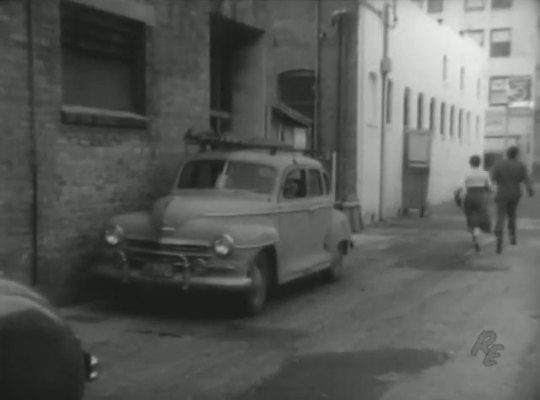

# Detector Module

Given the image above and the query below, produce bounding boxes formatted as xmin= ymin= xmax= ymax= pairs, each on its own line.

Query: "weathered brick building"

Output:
xmin=0 ymin=0 xmax=358 ymax=303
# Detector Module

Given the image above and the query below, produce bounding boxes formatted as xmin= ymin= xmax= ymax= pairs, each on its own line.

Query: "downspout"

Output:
xmin=313 ymin=0 xmax=321 ymax=155
xmin=334 ymin=13 xmax=344 ymax=202
xmin=25 ymin=0 xmax=39 ymax=286
xmin=378 ymin=3 xmax=391 ymax=221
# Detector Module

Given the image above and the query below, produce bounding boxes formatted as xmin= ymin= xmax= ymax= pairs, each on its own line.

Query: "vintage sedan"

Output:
xmin=0 ymin=276 xmax=98 ymax=400
xmin=94 ymin=134 xmax=353 ymax=315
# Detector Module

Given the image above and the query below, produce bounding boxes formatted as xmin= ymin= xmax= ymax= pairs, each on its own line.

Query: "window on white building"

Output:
xmin=458 ymin=109 xmax=463 ymax=140
xmin=440 ymin=102 xmax=446 ymax=136
xmin=460 ymin=67 xmax=465 ymax=90
xmin=61 ymin=1 xmax=147 ymax=114
xmin=490 ymin=28 xmax=511 ymax=57
xmin=489 ymin=76 xmax=509 ymax=105
xmin=476 ymin=115 xmax=481 ymax=141
xmin=386 ymin=79 xmax=393 ymax=125
xmin=465 ymin=0 xmax=485 ymax=11
xmin=492 ymin=0 xmax=512 ymax=9
xmin=476 ymin=78 xmax=481 ymax=99
xmin=417 ymin=93 xmax=424 ymax=129
xmin=449 ymin=106 xmax=455 ymax=138
xmin=466 ymin=112 xmax=471 ymax=143
xmin=429 ymin=98 xmax=436 ymax=132
xmin=368 ymin=72 xmax=378 ymax=125
xmin=403 ymin=88 xmax=410 ymax=129
xmin=460 ymin=29 xmax=485 ymax=46
xmin=442 ymin=55 xmax=448 ymax=81
xmin=427 ymin=0 xmax=444 ymax=13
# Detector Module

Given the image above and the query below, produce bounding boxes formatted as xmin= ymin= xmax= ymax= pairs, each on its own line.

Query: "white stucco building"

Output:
xmin=354 ymin=0 xmax=489 ymax=221
xmin=416 ymin=0 xmax=539 ymax=173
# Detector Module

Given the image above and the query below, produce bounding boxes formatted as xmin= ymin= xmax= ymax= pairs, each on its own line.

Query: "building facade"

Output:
xmin=355 ymin=0 xmax=488 ymax=221
xmin=418 ymin=0 xmax=539 ymax=173
xmin=0 ymin=0 xmax=360 ymax=302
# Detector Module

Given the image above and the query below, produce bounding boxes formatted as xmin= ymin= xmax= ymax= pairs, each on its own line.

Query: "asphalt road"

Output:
xmin=64 ymin=195 xmax=540 ymax=400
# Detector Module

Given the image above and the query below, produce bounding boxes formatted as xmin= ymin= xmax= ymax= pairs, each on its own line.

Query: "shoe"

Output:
xmin=496 ymin=238 xmax=502 ymax=254
xmin=474 ymin=242 xmax=480 ymax=252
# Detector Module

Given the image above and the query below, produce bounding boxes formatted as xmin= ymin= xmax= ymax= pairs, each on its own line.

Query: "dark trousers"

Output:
xmin=494 ymin=197 xmax=520 ymax=238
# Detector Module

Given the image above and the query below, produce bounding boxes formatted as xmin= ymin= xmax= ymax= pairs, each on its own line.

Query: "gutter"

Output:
xmin=25 ymin=0 xmax=39 ymax=286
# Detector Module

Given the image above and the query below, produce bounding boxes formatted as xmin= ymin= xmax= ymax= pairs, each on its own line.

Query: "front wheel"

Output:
xmin=241 ymin=254 xmax=270 ymax=316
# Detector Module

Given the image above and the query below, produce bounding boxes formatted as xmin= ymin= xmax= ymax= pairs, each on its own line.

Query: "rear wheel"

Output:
xmin=322 ymin=242 xmax=346 ymax=282
xmin=241 ymin=253 xmax=271 ymax=316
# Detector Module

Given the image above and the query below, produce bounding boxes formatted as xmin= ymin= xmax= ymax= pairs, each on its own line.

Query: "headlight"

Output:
xmin=212 ymin=234 xmax=234 ymax=256
xmin=104 ymin=225 xmax=123 ymax=246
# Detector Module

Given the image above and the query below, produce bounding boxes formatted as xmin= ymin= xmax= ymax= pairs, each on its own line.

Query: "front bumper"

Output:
xmin=94 ymin=248 xmax=253 ymax=292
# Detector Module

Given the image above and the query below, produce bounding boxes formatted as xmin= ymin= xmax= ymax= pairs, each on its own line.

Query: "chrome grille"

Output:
xmin=125 ymin=239 xmax=211 ymax=255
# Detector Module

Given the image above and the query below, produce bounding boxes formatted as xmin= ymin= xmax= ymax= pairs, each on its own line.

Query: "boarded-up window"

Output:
xmin=61 ymin=1 xmax=146 ymax=114
xmin=490 ymin=28 xmax=511 ymax=57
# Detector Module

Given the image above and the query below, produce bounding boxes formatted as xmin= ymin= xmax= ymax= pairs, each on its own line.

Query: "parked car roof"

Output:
xmin=187 ymin=149 xmax=322 ymax=169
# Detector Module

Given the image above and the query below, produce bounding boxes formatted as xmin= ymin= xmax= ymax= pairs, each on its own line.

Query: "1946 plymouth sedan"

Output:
xmin=94 ymin=132 xmax=353 ymax=315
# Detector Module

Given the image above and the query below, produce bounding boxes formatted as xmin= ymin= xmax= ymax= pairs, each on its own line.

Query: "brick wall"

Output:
xmin=0 ymin=0 xmax=358 ymax=304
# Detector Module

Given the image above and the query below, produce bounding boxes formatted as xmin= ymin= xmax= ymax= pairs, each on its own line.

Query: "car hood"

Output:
xmin=152 ymin=193 xmax=273 ymax=230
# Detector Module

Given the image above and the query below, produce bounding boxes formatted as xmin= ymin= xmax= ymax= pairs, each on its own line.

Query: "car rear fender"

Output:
xmin=325 ymin=209 xmax=353 ymax=254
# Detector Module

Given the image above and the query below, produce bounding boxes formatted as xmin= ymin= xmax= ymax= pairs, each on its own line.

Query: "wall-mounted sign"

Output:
xmin=507 ymin=75 xmax=533 ymax=108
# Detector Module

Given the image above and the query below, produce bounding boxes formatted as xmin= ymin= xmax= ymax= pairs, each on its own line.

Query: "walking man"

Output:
xmin=490 ymin=146 xmax=534 ymax=254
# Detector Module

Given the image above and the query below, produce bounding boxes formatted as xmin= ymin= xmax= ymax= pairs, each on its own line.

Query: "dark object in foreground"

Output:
xmin=0 ymin=277 xmax=98 ymax=400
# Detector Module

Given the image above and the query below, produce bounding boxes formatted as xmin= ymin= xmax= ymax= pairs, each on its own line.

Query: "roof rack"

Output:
xmin=183 ymin=128 xmax=318 ymax=157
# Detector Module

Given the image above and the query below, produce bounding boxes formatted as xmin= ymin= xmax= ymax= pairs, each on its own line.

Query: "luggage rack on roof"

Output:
xmin=183 ymin=128 xmax=318 ymax=157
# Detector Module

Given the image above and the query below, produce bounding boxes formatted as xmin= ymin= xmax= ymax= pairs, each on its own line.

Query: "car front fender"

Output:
xmin=325 ymin=208 xmax=353 ymax=253
xmin=178 ymin=217 xmax=280 ymax=249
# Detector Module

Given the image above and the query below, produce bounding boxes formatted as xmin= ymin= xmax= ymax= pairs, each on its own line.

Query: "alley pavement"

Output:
xmin=65 ymin=192 xmax=540 ymax=400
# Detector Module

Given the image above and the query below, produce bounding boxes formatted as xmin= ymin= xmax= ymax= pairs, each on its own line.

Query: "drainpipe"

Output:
xmin=25 ymin=0 xmax=39 ymax=286
xmin=378 ymin=3 xmax=391 ymax=221
xmin=313 ymin=0 xmax=321 ymax=156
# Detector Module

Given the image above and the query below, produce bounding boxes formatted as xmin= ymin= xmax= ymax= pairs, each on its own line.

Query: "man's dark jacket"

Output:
xmin=490 ymin=159 xmax=534 ymax=200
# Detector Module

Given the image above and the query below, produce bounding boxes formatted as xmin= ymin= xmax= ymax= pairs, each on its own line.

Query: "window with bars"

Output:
xmin=460 ymin=29 xmax=485 ymax=46
xmin=427 ymin=0 xmax=444 ymax=13
xmin=490 ymin=28 xmax=511 ymax=57
xmin=465 ymin=0 xmax=485 ymax=11
xmin=492 ymin=0 xmax=512 ymax=9
xmin=60 ymin=1 xmax=146 ymax=114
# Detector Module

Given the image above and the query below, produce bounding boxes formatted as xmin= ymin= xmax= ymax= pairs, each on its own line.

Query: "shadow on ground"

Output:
xmin=232 ymin=348 xmax=451 ymax=400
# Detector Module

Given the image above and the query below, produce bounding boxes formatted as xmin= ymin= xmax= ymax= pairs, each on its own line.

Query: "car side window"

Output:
xmin=307 ymin=169 xmax=324 ymax=197
xmin=282 ymin=169 xmax=307 ymax=199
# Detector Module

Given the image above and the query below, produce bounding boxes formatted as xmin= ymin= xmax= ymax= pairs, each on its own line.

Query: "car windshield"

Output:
xmin=177 ymin=160 xmax=277 ymax=194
